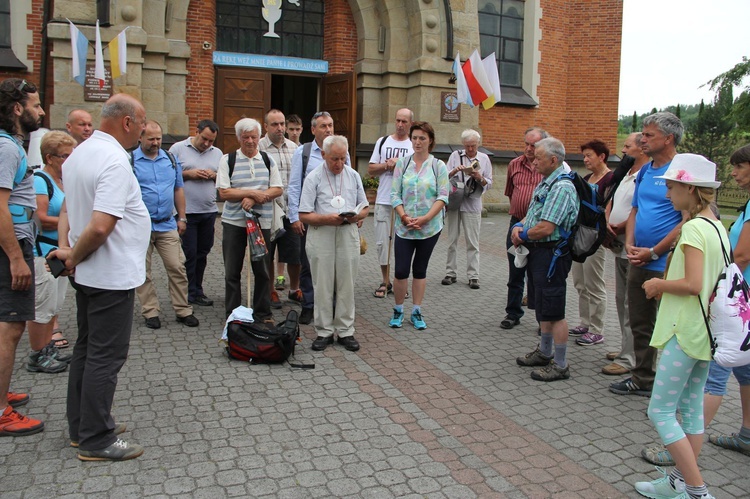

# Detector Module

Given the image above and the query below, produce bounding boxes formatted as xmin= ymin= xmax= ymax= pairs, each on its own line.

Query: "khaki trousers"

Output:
xmin=137 ymin=230 xmax=192 ymax=319
xmin=306 ymin=224 xmax=359 ymax=338
xmin=571 ymin=245 xmax=607 ymax=334
xmin=444 ymin=210 xmax=481 ymax=280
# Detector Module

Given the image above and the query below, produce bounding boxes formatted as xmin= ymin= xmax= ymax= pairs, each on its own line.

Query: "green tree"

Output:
xmin=681 ymin=88 xmax=735 ymax=182
xmin=631 ymin=110 xmax=638 ymax=132
xmin=675 ymin=104 xmax=681 ymax=119
xmin=707 ymin=56 xmax=750 ymax=131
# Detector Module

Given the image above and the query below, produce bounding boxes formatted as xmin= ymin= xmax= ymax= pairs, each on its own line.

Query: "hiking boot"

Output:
xmin=516 ymin=347 xmax=552 ymax=367
xmin=469 ymin=279 xmax=480 ymax=289
xmin=288 ymin=289 xmax=303 ymax=304
xmin=47 ymin=341 xmax=72 ymax=363
xmin=299 ymin=307 xmax=313 ymax=325
xmin=337 ymin=336 xmax=360 ymax=352
xmin=176 ymin=314 xmax=199 ymax=327
xmin=411 ymin=311 xmax=427 ymax=330
xmin=441 ymin=275 xmax=457 ymax=285
xmin=275 ymin=276 xmax=286 ymax=290
xmin=568 ymin=325 xmax=589 ymax=336
xmin=708 ymin=432 xmax=750 ymax=456
xmin=7 ymin=392 xmax=29 ymax=408
xmin=530 ymin=360 xmax=570 ymax=381
xmin=500 ymin=315 xmax=520 ymax=329
xmin=576 ymin=332 xmax=604 ymax=346
xmin=270 ymin=290 xmax=282 ymax=309
xmin=27 ymin=345 xmax=68 ymax=373
xmin=634 ymin=467 xmax=685 ymax=498
xmin=609 ymin=377 xmax=652 ymax=397
xmin=0 ymin=405 xmax=44 ymax=436
xmin=71 ymin=422 xmax=127 ymax=448
xmin=77 ymin=438 xmax=144 ymax=461
xmin=389 ymin=308 xmax=404 ymax=328
xmin=145 ymin=317 xmax=161 ymax=329
xmin=311 ymin=336 xmax=333 ymax=351
xmin=641 ymin=445 xmax=675 ymax=466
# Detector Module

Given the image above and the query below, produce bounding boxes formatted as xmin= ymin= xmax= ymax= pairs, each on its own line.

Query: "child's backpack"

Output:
xmin=697 ymin=217 xmax=750 ymax=368
xmin=549 ymin=172 xmax=609 ymax=263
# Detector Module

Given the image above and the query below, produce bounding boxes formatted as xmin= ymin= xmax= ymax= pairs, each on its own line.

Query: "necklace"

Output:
xmin=324 ymin=167 xmax=345 ymax=210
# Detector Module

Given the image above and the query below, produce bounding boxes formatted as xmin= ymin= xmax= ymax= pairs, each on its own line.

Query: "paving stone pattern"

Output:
xmin=1 ymin=214 xmax=747 ymax=498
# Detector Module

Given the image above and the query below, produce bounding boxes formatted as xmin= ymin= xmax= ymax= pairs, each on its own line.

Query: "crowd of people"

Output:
xmin=1 ymin=78 xmax=748 ymax=498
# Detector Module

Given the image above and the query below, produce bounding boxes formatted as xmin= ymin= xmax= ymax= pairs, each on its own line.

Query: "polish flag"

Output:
xmin=462 ymin=50 xmax=491 ymax=107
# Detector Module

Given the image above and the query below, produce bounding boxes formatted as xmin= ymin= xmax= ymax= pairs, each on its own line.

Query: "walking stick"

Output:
xmin=247 ymin=247 xmax=252 ymax=309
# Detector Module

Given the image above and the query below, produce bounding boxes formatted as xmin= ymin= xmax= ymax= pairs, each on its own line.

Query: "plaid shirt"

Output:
xmin=506 ymin=154 xmax=543 ymax=219
xmin=259 ymin=135 xmax=297 ymax=188
xmin=523 ymin=165 xmax=578 ymax=242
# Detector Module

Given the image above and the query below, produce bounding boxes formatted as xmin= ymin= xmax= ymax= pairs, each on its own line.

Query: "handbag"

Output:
xmin=697 ymin=217 xmax=750 ymax=367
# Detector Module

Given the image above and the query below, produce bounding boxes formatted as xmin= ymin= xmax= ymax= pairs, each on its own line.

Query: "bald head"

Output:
xmin=66 ymin=109 xmax=93 ymax=143
xmin=394 ymin=108 xmax=413 ymax=140
xmin=99 ymin=94 xmax=147 ymax=150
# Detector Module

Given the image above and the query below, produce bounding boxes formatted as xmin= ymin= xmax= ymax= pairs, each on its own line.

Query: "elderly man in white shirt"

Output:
xmin=299 ymin=135 xmax=369 ymax=352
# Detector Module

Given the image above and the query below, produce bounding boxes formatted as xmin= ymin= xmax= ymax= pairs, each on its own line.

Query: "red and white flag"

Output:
xmin=94 ymin=20 xmax=105 ymax=89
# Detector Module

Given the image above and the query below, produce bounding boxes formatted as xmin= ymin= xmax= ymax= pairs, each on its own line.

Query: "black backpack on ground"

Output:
xmin=226 ymin=310 xmax=313 ymax=368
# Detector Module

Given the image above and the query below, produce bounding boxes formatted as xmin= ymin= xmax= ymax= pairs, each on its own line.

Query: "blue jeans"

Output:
xmin=704 ymin=361 xmax=750 ymax=395
xmin=181 ymin=212 xmax=216 ymax=301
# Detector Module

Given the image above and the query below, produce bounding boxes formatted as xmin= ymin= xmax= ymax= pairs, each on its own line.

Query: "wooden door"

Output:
xmin=321 ymin=72 xmax=357 ymax=158
xmin=214 ymin=68 xmax=272 ymax=153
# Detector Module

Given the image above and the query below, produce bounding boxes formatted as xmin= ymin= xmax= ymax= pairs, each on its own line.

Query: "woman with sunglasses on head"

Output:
xmin=634 ymin=153 xmax=726 ymax=499
xmin=25 ymin=131 xmax=77 ymax=373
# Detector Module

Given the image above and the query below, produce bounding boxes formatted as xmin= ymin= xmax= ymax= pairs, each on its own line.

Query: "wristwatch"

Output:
xmin=649 ymin=247 xmax=659 ymax=261
xmin=178 ymin=218 xmax=188 ymax=223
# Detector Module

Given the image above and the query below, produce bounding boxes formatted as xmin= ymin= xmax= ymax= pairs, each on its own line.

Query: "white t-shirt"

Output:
xmin=609 ymin=170 xmax=638 ymax=258
xmin=369 ymin=135 xmax=413 ymax=205
xmin=63 ymin=131 xmax=151 ymax=290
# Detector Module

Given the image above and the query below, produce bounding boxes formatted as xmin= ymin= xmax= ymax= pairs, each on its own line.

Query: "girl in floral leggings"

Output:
xmin=635 ymin=154 xmax=727 ymax=499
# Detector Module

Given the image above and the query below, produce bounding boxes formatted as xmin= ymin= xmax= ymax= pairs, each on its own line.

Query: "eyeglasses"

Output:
xmin=312 ymin=112 xmax=331 ymax=119
xmin=17 ymin=80 xmax=28 ymax=92
xmin=51 ymin=153 xmax=70 ymax=160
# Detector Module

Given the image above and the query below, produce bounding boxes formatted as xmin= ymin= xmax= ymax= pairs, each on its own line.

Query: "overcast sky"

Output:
xmin=618 ymin=0 xmax=750 ymax=116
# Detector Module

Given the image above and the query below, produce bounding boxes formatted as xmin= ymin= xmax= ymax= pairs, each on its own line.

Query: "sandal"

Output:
xmin=373 ymin=283 xmax=387 ymax=298
xmin=640 ymin=445 xmax=675 ymax=466
xmin=51 ymin=330 xmax=69 ymax=349
xmin=386 ymin=283 xmax=393 ymax=295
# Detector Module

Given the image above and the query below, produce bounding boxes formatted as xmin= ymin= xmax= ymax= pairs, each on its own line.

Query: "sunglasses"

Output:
xmin=51 ymin=153 xmax=70 ymax=160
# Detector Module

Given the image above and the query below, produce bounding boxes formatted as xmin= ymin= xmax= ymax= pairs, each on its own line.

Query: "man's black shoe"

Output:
xmin=500 ymin=315 xmax=520 ymax=330
xmin=189 ymin=296 xmax=213 ymax=307
xmin=311 ymin=336 xmax=333 ymax=351
xmin=299 ymin=307 xmax=314 ymax=325
xmin=337 ymin=336 xmax=360 ymax=352
xmin=176 ymin=314 xmax=199 ymax=327
xmin=145 ymin=317 xmax=161 ymax=329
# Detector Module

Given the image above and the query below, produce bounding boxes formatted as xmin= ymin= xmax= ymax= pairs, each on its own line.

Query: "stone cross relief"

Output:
xmin=262 ymin=0 xmax=301 ymax=38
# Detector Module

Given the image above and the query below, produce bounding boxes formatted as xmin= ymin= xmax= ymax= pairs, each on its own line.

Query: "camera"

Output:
xmin=202 ymin=41 xmax=212 ymax=50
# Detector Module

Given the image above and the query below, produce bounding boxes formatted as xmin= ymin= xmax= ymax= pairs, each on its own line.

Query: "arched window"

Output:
xmin=216 ymin=0 xmax=324 ymax=60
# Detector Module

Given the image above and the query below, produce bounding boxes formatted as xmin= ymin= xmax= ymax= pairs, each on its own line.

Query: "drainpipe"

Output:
xmin=39 ymin=0 xmax=51 ymax=112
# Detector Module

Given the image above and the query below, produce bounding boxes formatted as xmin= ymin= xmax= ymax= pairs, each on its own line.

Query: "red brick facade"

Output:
xmin=479 ymin=0 xmax=623 ymax=152
xmin=0 ymin=2 xmax=44 ymax=88
xmin=185 ymin=1 xmax=218 ymax=127
xmin=323 ymin=0 xmax=358 ymax=76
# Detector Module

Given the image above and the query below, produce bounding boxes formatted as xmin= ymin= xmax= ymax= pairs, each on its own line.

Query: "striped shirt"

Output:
xmin=259 ymin=135 xmax=297 ymax=188
xmin=215 ymin=150 xmax=283 ymax=229
xmin=523 ymin=165 xmax=579 ymax=242
xmin=505 ymin=155 xmax=543 ymax=219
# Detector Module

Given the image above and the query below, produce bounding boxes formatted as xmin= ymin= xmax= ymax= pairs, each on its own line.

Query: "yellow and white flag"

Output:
xmin=109 ymin=28 xmax=128 ymax=79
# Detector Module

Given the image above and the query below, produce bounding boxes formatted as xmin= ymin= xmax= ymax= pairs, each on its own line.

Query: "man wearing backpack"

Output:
xmin=132 ymin=121 xmax=198 ymax=330
xmin=512 ymin=137 xmax=579 ymax=382
xmin=368 ymin=108 xmax=413 ymax=298
xmin=287 ymin=112 xmax=350 ymax=324
xmin=217 ymin=118 xmax=283 ymax=322
xmin=609 ymin=112 xmax=688 ymax=397
xmin=0 ymin=77 xmax=46 ymax=436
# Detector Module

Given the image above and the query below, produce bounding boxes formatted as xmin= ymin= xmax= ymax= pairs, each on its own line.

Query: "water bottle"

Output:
xmin=244 ymin=210 xmax=268 ymax=261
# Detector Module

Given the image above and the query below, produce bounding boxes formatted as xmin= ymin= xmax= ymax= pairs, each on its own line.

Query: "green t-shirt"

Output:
xmin=650 ymin=217 xmax=729 ymax=360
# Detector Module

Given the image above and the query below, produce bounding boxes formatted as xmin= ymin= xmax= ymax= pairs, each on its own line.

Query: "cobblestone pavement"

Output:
xmin=1 ymin=213 xmax=748 ymax=498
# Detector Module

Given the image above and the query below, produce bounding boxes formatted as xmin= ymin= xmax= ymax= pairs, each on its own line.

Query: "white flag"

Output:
xmin=94 ymin=20 xmax=105 ymax=89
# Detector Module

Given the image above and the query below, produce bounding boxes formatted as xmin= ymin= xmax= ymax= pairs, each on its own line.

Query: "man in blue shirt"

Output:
xmin=610 ymin=112 xmax=687 ymax=397
xmin=132 ymin=121 xmax=198 ymax=329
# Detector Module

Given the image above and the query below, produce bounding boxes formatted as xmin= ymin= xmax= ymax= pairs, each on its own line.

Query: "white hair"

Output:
xmin=234 ymin=118 xmax=261 ymax=139
xmin=461 ymin=129 xmax=481 ymax=145
xmin=322 ymin=135 xmax=349 ymax=154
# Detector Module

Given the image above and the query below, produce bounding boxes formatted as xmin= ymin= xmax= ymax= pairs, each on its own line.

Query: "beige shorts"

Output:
xmin=33 ymin=256 xmax=69 ymax=323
